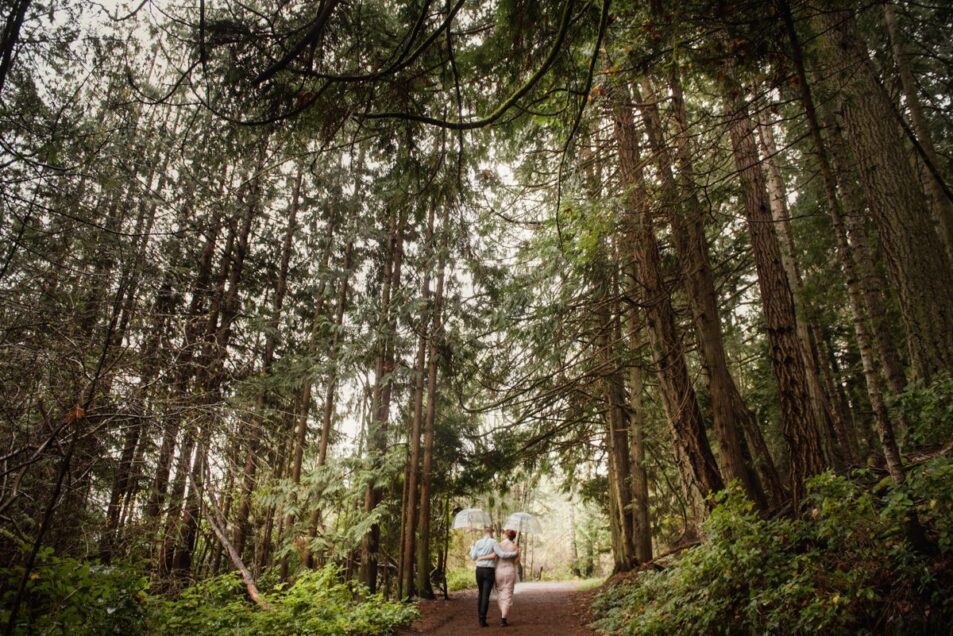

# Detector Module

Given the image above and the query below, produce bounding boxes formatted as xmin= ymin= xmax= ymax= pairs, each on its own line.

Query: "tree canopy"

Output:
xmin=2 ymin=0 xmax=953 ymax=633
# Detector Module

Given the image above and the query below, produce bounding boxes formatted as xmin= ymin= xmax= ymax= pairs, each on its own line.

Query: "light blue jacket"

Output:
xmin=470 ymin=534 xmax=517 ymax=568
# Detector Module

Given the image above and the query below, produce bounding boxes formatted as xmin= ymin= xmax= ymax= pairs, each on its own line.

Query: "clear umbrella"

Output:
xmin=503 ymin=511 xmax=542 ymax=534
xmin=452 ymin=507 xmax=492 ymax=531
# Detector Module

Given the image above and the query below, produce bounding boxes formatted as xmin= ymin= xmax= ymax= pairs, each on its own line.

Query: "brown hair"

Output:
xmin=505 ymin=529 xmax=517 ymax=541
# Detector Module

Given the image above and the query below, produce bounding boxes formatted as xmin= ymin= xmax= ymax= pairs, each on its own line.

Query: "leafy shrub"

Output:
xmin=0 ymin=548 xmax=149 ymax=635
xmin=1 ymin=552 xmax=415 ymax=636
xmin=889 ymin=373 xmax=953 ymax=449
xmin=150 ymin=565 xmax=418 ymax=635
xmin=592 ymin=458 xmax=953 ymax=635
xmin=446 ymin=567 xmax=475 ymax=592
xmin=900 ymin=457 xmax=953 ymax=553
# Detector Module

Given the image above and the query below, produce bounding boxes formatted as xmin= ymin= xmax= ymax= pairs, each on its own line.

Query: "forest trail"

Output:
xmin=400 ymin=581 xmax=598 ymax=635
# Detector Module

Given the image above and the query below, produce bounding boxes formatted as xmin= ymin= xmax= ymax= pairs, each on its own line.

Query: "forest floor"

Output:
xmin=399 ymin=581 xmax=599 ymax=635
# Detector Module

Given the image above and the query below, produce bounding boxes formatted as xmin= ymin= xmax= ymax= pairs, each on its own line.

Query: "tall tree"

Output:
xmin=819 ymin=5 xmax=953 ymax=382
xmin=610 ymin=86 xmax=725 ymax=502
xmin=634 ymin=74 xmax=772 ymax=508
xmin=777 ymin=0 xmax=905 ymax=481
xmin=719 ymin=50 xmax=826 ymax=506
xmin=882 ymin=1 xmax=953 ymax=260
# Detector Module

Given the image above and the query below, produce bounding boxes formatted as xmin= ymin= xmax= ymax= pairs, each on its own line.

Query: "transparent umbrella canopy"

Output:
xmin=452 ymin=507 xmax=492 ymax=531
xmin=503 ymin=511 xmax=542 ymax=534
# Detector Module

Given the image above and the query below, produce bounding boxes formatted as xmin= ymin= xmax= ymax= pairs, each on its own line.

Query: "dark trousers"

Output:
xmin=475 ymin=566 xmax=495 ymax=623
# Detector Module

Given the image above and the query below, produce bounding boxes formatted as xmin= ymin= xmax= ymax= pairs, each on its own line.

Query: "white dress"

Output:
xmin=494 ymin=539 xmax=518 ymax=618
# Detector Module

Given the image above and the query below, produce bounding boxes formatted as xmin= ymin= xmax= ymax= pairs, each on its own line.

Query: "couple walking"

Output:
xmin=470 ymin=527 xmax=520 ymax=627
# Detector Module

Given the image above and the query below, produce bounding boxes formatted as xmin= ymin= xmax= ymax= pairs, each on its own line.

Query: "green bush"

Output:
xmin=889 ymin=373 xmax=953 ymax=449
xmin=446 ymin=567 xmax=475 ymax=592
xmin=150 ymin=565 xmax=418 ymax=635
xmin=0 ymin=548 xmax=149 ymax=636
xmin=592 ymin=458 xmax=953 ymax=635
xmin=1 ymin=553 xmax=416 ymax=635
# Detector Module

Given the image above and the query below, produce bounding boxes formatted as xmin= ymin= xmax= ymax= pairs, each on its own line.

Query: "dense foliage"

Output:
xmin=890 ymin=374 xmax=953 ymax=451
xmin=0 ymin=558 xmax=416 ymax=636
xmin=0 ymin=549 xmax=149 ymax=636
xmin=152 ymin=567 xmax=418 ymax=635
xmin=592 ymin=455 xmax=953 ymax=635
xmin=3 ymin=0 xmax=953 ymax=631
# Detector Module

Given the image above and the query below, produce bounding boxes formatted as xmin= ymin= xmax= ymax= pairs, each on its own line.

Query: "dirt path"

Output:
xmin=399 ymin=581 xmax=599 ymax=635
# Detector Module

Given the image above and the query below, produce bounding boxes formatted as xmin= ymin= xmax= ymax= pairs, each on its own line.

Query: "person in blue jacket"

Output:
xmin=470 ymin=527 xmax=519 ymax=627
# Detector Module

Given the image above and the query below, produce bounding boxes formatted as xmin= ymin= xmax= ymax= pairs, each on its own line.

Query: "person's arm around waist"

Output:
xmin=493 ymin=544 xmax=518 ymax=559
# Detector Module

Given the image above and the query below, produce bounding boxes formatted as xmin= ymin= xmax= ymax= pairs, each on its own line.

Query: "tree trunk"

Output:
xmin=758 ymin=118 xmax=858 ymax=468
xmin=361 ymin=207 xmax=405 ymax=593
xmin=198 ymin=469 xmax=273 ymax=610
xmin=415 ymin=223 xmax=446 ymax=599
xmin=819 ymin=7 xmax=953 ymax=382
xmin=569 ymin=488 xmax=581 ymax=577
xmin=720 ymin=53 xmax=826 ymax=508
xmin=823 ymin=108 xmax=910 ymax=401
xmin=883 ymin=2 xmax=953 ymax=260
xmin=145 ymin=177 xmax=228 ymax=526
xmin=258 ymin=428 xmax=291 ymax=572
xmin=100 ymin=166 xmax=176 ymax=555
xmin=610 ymin=89 xmax=725 ymax=502
xmin=778 ymin=0 xmax=905 ymax=482
xmin=636 ymin=75 xmax=772 ymax=508
xmin=281 ymin=202 xmax=338 ymax=576
xmin=399 ymin=206 xmax=435 ymax=598
xmin=165 ymin=142 xmax=263 ymax=578
xmin=828 ymin=118 xmax=908 ymax=475
xmin=0 ymin=0 xmax=31 ymax=97
xmin=234 ymin=170 xmax=300 ymax=559
xmin=316 ymin=242 xmax=354 ymax=466
xmin=597 ymin=277 xmax=636 ymax=571
xmin=623 ymin=284 xmax=653 ymax=563
xmin=300 ymin=239 xmax=355 ymax=569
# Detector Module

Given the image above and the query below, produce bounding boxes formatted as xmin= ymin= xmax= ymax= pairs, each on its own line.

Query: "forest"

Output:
xmin=1 ymin=0 xmax=952 ymax=633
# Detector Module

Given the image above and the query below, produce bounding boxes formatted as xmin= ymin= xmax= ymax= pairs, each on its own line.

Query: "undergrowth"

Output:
xmin=151 ymin=565 xmax=417 ymax=635
xmin=1 ymin=559 xmax=417 ymax=635
xmin=0 ymin=547 xmax=149 ymax=635
xmin=446 ymin=567 xmax=476 ymax=592
xmin=591 ymin=455 xmax=953 ymax=635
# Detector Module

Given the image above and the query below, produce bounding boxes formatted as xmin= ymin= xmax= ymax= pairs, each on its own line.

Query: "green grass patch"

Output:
xmin=575 ymin=577 xmax=607 ymax=592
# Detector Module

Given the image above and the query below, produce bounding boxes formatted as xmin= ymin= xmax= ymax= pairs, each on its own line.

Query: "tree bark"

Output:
xmin=0 ymin=0 xmax=31 ymax=98
xmin=823 ymin=108 xmax=910 ymax=401
xmin=883 ymin=2 xmax=953 ymax=260
xmin=610 ymin=88 xmax=725 ymax=502
xmin=778 ymin=0 xmax=905 ymax=482
xmin=819 ymin=6 xmax=953 ymax=382
xmin=758 ymin=118 xmax=858 ymax=468
xmin=623 ymin=282 xmax=653 ymax=562
xmin=637 ymin=75 xmax=772 ymax=508
xmin=829 ymin=122 xmax=908 ymax=471
xmin=720 ymin=53 xmax=826 ymax=508
xmin=596 ymin=275 xmax=636 ymax=571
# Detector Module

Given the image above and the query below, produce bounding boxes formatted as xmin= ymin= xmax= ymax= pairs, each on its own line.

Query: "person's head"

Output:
xmin=484 ymin=526 xmax=493 ymax=535
xmin=504 ymin=529 xmax=517 ymax=541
